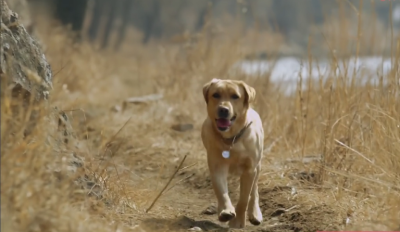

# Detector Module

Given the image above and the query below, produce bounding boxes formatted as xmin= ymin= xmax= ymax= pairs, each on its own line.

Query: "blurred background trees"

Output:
xmin=7 ymin=0 xmax=400 ymax=56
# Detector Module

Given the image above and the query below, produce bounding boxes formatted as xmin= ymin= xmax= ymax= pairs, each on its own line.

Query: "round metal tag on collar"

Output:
xmin=222 ymin=150 xmax=230 ymax=159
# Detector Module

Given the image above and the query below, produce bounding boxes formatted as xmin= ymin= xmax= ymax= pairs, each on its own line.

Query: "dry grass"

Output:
xmin=1 ymin=6 xmax=400 ymax=232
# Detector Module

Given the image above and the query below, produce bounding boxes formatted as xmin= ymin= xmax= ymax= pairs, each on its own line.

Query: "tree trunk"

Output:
xmin=114 ymin=0 xmax=134 ymax=51
xmin=55 ymin=0 xmax=88 ymax=32
xmin=100 ymin=0 xmax=120 ymax=49
xmin=1 ymin=0 xmax=53 ymax=101
xmin=142 ymin=0 xmax=161 ymax=44
xmin=88 ymin=0 xmax=107 ymax=42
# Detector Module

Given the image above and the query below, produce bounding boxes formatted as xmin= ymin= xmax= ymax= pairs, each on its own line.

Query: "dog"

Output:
xmin=201 ymin=78 xmax=264 ymax=228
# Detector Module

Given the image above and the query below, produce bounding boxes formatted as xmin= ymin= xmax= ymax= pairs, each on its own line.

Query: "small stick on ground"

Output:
xmin=105 ymin=116 xmax=132 ymax=148
xmin=146 ymin=155 xmax=187 ymax=213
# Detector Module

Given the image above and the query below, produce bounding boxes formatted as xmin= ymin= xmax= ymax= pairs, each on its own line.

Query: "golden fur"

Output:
xmin=201 ymin=78 xmax=264 ymax=228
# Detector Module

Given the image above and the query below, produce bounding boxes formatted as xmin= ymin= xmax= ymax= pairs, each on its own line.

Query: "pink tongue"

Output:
xmin=216 ymin=119 xmax=231 ymax=128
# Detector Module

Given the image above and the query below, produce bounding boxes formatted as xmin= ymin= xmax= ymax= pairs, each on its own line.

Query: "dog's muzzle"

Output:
xmin=216 ymin=106 xmax=236 ymax=131
xmin=217 ymin=106 xmax=229 ymax=119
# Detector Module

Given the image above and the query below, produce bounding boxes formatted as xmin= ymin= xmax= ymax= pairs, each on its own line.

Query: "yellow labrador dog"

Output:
xmin=201 ymin=78 xmax=264 ymax=228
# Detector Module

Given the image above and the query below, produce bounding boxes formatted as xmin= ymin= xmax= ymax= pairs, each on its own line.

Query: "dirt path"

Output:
xmin=91 ymin=107 xmax=344 ymax=232
xmin=127 ymin=148 xmax=341 ymax=232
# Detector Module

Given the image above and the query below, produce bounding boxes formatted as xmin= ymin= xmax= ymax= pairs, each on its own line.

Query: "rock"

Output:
xmin=111 ymin=104 xmax=122 ymax=112
xmin=201 ymin=205 xmax=217 ymax=215
xmin=188 ymin=226 xmax=202 ymax=231
xmin=1 ymin=0 xmax=52 ymax=101
xmin=1 ymin=1 xmax=88 ymax=206
xmin=5 ymin=0 xmax=32 ymax=32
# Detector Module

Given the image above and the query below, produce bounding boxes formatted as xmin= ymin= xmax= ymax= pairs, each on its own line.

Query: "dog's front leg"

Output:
xmin=229 ymin=167 xmax=257 ymax=228
xmin=248 ymin=164 xmax=263 ymax=225
xmin=208 ymin=158 xmax=236 ymax=222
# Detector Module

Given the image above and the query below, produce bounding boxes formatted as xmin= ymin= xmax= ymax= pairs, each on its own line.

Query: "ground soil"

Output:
xmin=78 ymin=102 xmax=344 ymax=232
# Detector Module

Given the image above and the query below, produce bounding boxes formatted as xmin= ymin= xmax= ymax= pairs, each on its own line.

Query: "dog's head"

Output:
xmin=202 ymin=78 xmax=256 ymax=132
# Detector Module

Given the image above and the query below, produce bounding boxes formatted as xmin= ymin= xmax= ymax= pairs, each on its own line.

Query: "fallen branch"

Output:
xmin=164 ymin=162 xmax=198 ymax=194
xmin=125 ymin=93 xmax=163 ymax=104
xmin=146 ymin=154 xmax=187 ymax=213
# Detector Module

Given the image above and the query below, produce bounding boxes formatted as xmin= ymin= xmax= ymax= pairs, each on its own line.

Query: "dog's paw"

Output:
xmin=249 ymin=216 xmax=262 ymax=226
xmin=218 ymin=209 xmax=236 ymax=222
xmin=248 ymin=206 xmax=263 ymax=226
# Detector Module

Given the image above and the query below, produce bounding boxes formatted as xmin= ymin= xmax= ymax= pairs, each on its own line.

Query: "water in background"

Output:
xmin=237 ymin=57 xmax=394 ymax=95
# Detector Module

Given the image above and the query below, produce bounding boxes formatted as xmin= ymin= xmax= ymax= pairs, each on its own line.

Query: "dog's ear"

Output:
xmin=203 ymin=78 xmax=220 ymax=104
xmin=239 ymin=81 xmax=256 ymax=107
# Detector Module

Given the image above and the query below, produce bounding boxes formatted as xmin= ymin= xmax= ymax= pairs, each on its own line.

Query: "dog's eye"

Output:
xmin=231 ymin=94 xmax=239 ymax=99
xmin=212 ymin=93 xmax=221 ymax=98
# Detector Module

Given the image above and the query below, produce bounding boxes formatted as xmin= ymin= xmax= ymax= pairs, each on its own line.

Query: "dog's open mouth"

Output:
xmin=216 ymin=116 xmax=236 ymax=131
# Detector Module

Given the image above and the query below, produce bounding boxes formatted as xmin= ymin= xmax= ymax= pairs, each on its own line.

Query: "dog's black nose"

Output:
xmin=218 ymin=106 xmax=229 ymax=118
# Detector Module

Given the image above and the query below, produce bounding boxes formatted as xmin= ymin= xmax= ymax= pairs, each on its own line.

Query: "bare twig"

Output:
xmin=178 ymin=162 xmax=198 ymax=172
xmin=105 ymin=116 xmax=132 ymax=148
xmin=164 ymin=173 xmax=195 ymax=194
xmin=96 ymin=116 xmax=132 ymax=176
xmin=146 ymin=155 xmax=187 ymax=213
xmin=264 ymin=136 xmax=282 ymax=154
xmin=164 ymin=162 xmax=198 ymax=194
xmin=334 ymin=139 xmax=387 ymax=175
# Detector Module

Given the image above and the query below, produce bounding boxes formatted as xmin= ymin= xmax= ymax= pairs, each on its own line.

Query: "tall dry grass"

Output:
xmin=1 ymin=3 xmax=400 ymax=232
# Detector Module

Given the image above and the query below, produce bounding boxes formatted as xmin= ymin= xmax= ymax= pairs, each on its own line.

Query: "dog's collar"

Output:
xmin=221 ymin=121 xmax=253 ymax=146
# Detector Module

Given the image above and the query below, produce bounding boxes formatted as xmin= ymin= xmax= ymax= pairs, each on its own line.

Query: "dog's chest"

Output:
xmin=224 ymin=145 xmax=256 ymax=172
xmin=228 ymin=137 xmax=256 ymax=155
xmin=226 ymin=152 xmax=253 ymax=174
xmin=225 ymin=139 xmax=257 ymax=174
